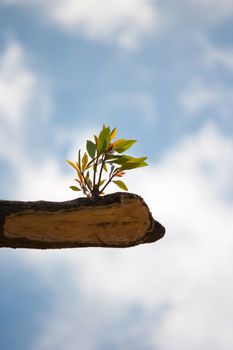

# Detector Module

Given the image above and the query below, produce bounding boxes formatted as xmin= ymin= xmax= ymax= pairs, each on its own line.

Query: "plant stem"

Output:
xmin=99 ymin=169 xmax=117 ymax=194
xmin=92 ymin=156 xmax=99 ymax=196
xmin=81 ymin=171 xmax=92 ymax=194
xmin=97 ymin=153 xmax=107 ymax=189
xmin=86 ymin=156 xmax=97 ymax=169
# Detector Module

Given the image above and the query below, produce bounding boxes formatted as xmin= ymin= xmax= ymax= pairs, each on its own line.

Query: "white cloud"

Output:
xmin=0 ymin=41 xmax=97 ymax=201
xmin=179 ymin=37 xmax=233 ymax=119
xmin=1 ymin=42 xmax=232 ymax=348
xmin=0 ymin=40 xmax=52 ymax=165
xmin=180 ymin=78 xmax=233 ymax=119
xmin=179 ymin=79 xmax=217 ymax=116
xmin=14 ymin=126 xmax=98 ymax=201
xmin=2 ymin=0 xmax=233 ymax=49
xmin=202 ymin=43 xmax=233 ymax=72
xmin=193 ymin=36 xmax=233 ymax=72
xmin=109 ymin=91 xmax=157 ymax=125
xmin=163 ymin=0 xmax=233 ymax=28
xmin=188 ymin=0 xmax=233 ymax=23
xmin=2 ymin=0 xmax=160 ymax=49
xmin=0 ymin=42 xmax=35 ymax=127
xmin=16 ymin=123 xmax=233 ymax=350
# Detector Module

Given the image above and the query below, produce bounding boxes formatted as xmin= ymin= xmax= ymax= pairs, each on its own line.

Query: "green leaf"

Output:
xmin=112 ymin=139 xmax=137 ymax=153
xmin=67 ymin=126 xmax=148 ymax=198
xmin=136 ymin=160 xmax=148 ymax=168
xmin=80 ymin=184 xmax=88 ymax=196
xmin=103 ymin=126 xmax=111 ymax=146
xmin=77 ymin=171 xmax=83 ymax=183
xmin=97 ymin=126 xmax=111 ymax=154
xmin=78 ymin=149 xmax=81 ymax=168
xmin=82 ymin=152 xmax=88 ymax=171
xmin=110 ymin=165 xmax=115 ymax=176
xmin=75 ymin=161 xmax=80 ymax=170
xmin=109 ymin=155 xmax=131 ymax=165
xmin=113 ymin=180 xmax=128 ymax=191
xmin=84 ymin=171 xmax=92 ymax=189
xmin=86 ymin=140 xmax=96 ymax=159
xmin=70 ymin=186 xmax=81 ymax=191
xmin=120 ymin=157 xmax=148 ymax=171
xmin=111 ymin=138 xmax=124 ymax=149
xmin=94 ymin=135 xmax=98 ymax=145
xmin=107 ymin=155 xmax=147 ymax=167
xmin=105 ymin=154 xmax=119 ymax=161
xmin=87 ymin=177 xmax=92 ymax=188
xmin=110 ymin=127 xmax=117 ymax=140
xmin=66 ymin=160 xmax=79 ymax=171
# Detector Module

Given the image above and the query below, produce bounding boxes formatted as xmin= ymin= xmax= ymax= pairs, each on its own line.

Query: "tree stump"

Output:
xmin=0 ymin=192 xmax=165 ymax=249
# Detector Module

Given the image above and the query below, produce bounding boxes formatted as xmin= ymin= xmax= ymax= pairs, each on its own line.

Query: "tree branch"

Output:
xmin=0 ymin=192 xmax=165 ymax=249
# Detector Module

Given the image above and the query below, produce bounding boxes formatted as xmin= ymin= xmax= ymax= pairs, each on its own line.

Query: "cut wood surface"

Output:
xmin=0 ymin=192 xmax=165 ymax=249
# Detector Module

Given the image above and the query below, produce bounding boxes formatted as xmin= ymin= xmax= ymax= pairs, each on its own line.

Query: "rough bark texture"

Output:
xmin=0 ymin=192 xmax=165 ymax=249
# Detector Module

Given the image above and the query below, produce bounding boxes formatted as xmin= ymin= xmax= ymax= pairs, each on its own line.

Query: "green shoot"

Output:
xmin=66 ymin=125 xmax=148 ymax=197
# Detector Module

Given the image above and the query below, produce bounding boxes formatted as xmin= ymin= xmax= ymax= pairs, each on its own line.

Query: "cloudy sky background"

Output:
xmin=0 ymin=0 xmax=233 ymax=349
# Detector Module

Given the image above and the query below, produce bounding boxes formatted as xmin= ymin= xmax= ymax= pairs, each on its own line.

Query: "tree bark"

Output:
xmin=0 ymin=192 xmax=165 ymax=249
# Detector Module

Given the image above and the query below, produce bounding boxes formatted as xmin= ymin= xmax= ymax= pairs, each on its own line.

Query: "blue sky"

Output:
xmin=0 ymin=1 xmax=233 ymax=349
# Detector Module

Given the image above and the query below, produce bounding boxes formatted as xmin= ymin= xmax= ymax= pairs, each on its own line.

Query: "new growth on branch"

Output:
xmin=66 ymin=125 xmax=148 ymax=197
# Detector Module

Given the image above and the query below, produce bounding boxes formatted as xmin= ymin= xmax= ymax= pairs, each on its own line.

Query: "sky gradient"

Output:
xmin=0 ymin=1 xmax=233 ymax=349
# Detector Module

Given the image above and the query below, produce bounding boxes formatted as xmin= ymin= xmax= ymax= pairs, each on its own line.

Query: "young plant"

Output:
xmin=66 ymin=125 xmax=148 ymax=197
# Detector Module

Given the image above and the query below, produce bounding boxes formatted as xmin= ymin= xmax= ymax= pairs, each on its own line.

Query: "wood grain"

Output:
xmin=0 ymin=192 xmax=165 ymax=249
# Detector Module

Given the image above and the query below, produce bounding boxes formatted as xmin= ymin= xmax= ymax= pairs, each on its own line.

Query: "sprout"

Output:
xmin=66 ymin=125 xmax=148 ymax=197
